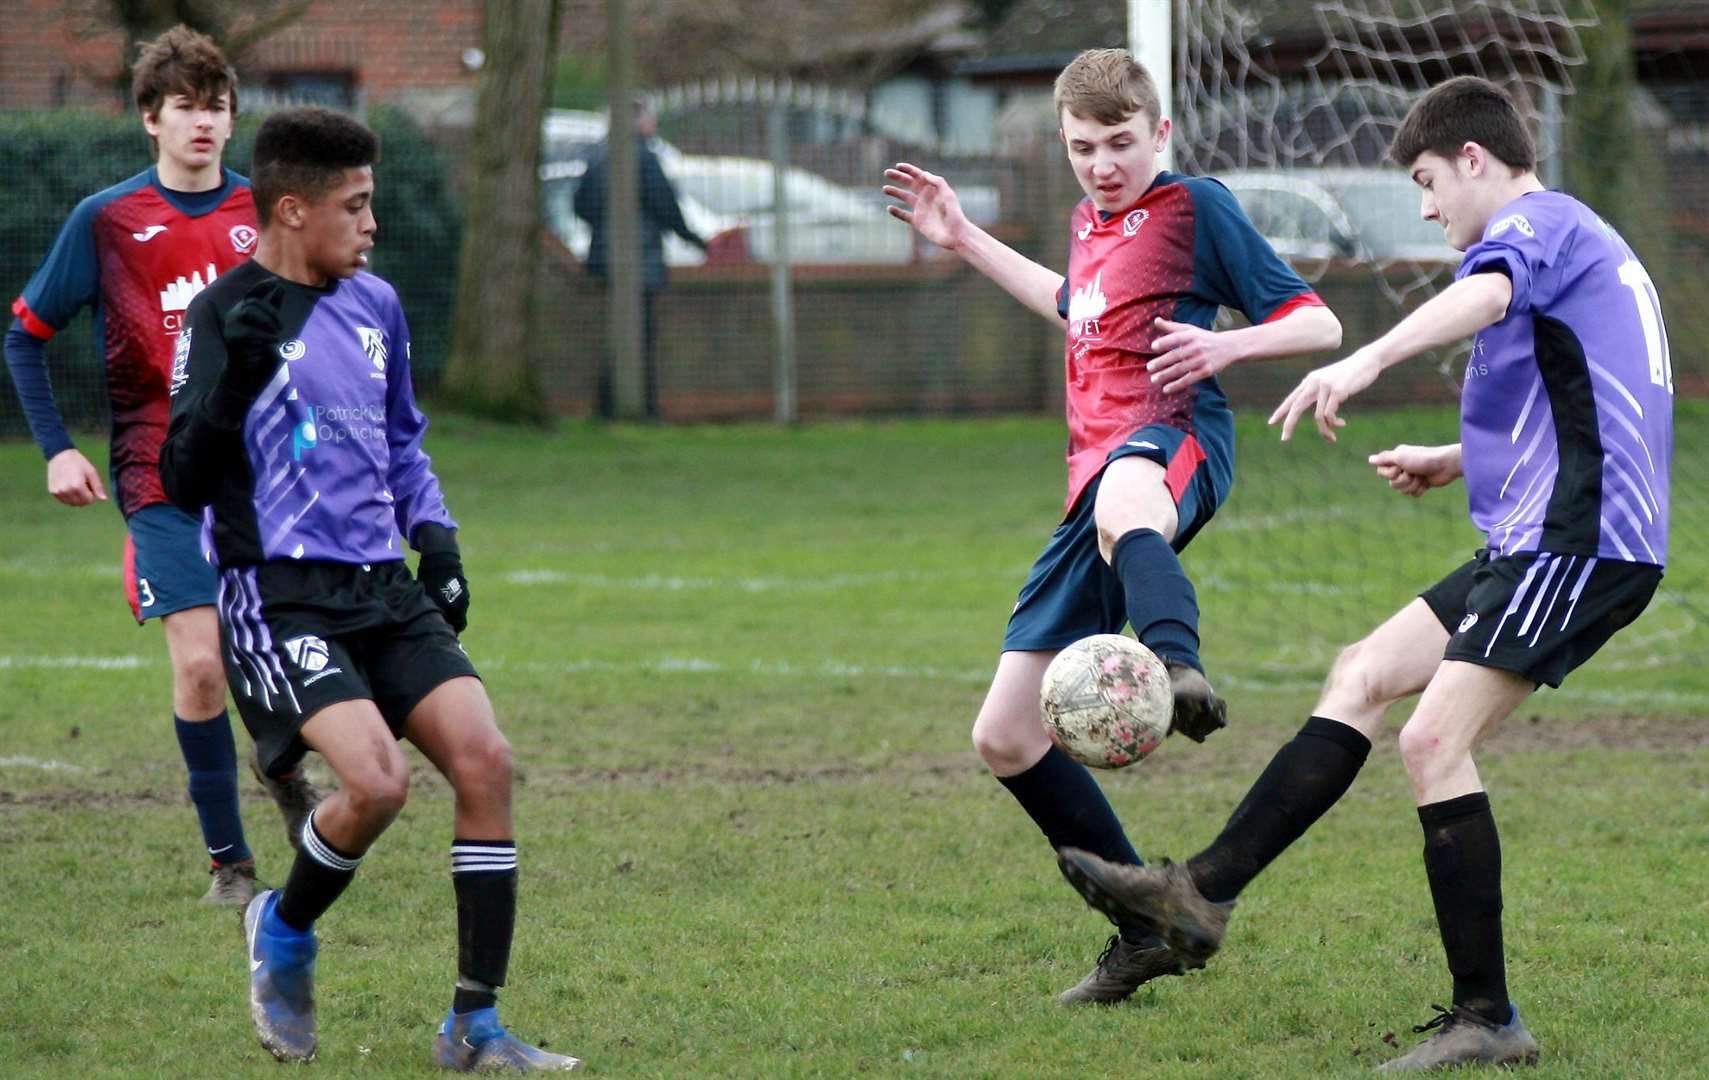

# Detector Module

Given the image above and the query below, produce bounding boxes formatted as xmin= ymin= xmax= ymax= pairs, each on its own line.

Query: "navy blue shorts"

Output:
xmin=1003 ymin=423 xmax=1231 ymax=653
xmin=124 ymin=502 xmax=219 ymax=624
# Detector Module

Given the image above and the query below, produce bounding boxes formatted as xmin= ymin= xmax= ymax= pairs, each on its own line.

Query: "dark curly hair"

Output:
xmin=251 ymin=107 xmax=381 ymax=225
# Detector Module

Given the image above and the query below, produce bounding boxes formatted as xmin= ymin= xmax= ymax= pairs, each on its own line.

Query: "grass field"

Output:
xmin=2 ymin=408 xmax=1705 ymax=1077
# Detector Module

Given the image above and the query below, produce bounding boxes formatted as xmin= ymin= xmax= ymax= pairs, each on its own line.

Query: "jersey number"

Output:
xmin=137 ymin=578 xmax=156 ymax=608
xmin=1617 ymin=258 xmax=1673 ymax=394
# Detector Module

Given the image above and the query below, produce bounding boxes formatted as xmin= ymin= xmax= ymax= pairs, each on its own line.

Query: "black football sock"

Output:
xmin=452 ymin=839 xmax=518 ymax=1014
xmin=1186 ymin=716 xmax=1371 ymax=903
xmin=1111 ymin=528 xmax=1202 ymax=670
xmin=276 ymin=809 xmax=364 ymax=931
xmin=998 ymin=746 xmax=1154 ymax=942
xmin=1419 ymin=792 xmax=1510 ymax=1025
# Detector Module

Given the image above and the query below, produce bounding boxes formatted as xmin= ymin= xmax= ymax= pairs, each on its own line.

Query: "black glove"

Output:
xmin=415 ymin=524 xmax=470 ymax=633
xmin=1164 ymin=660 xmax=1228 ymax=743
xmin=219 ymin=278 xmax=287 ymax=399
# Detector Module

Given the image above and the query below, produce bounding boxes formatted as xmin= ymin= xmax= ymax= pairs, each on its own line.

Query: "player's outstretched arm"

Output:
xmin=1270 ymin=272 xmax=1513 ymax=442
xmin=1370 ymin=442 xmax=1462 ymax=497
xmin=1148 ymin=305 xmax=1342 ymax=395
xmin=883 ymin=162 xmax=1064 ymax=323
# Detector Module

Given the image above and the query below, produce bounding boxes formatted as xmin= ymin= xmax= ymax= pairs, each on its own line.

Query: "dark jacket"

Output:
xmin=573 ymin=136 xmax=704 ymax=290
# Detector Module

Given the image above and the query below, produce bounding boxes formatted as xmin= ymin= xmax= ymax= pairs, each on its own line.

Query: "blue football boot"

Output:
xmin=243 ymin=889 xmax=319 ymax=1061
xmin=432 ymin=1006 xmax=581 ymax=1072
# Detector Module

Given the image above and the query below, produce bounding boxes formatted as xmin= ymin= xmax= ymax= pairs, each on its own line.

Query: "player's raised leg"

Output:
xmin=1059 ymin=597 xmax=1447 ymax=962
xmin=245 ymin=699 xmax=406 ymax=1062
xmin=402 ymin=676 xmax=580 ymax=1072
xmin=1093 ymin=446 xmax=1226 ymax=743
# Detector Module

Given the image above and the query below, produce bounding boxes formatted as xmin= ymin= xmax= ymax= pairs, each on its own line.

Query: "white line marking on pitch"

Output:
xmin=0 ymin=655 xmax=153 ymax=670
xmin=0 ymin=755 xmax=87 ymax=773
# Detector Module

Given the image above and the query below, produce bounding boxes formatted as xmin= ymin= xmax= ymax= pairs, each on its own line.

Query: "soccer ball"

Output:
xmin=1040 ymin=634 xmax=1172 ymax=769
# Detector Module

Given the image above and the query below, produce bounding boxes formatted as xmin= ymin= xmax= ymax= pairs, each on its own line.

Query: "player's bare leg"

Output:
xmin=243 ymin=700 xmax=405 ymax=1062
xmin=1381 ymin=660 xmax=1539 ymax=1071
xmin=162 ymin=606 xmax=261 ymax=904
xmin=971 ymin=650 xmax=1056 ymax=777
xmin=1059 ymin=599 xmax=1448 ymax=960
xmin=1091 ymin=457 xmax=1225 ymax=742
xmin=405 ymin=678 xmax=579 ymax=1072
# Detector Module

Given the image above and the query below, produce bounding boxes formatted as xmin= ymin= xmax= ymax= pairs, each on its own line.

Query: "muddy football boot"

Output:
xmin=1056 ymin=933 xmax=1185 ymax=1005
xmin=432 ymin=1006 xmax=581 ymax=1072
xmin=251 ymin=751 xmax=323 ymax=852
xmin=1056 ymin=851 xmax=1232 ymax=967
xmin=244 ymin=889 xmax=318 ymax=1062
xmin=1164 ymin=660 xmax=1227 ymax=743
xmin=1377 ymin=1004 xmax=1539 ymax=1072
xmin=202 ymin=858 xmax=263 ymax=907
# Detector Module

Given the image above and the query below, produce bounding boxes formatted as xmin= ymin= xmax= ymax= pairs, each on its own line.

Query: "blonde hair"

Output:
xmin=1053 ymin=48 xmax=1160 ymax=127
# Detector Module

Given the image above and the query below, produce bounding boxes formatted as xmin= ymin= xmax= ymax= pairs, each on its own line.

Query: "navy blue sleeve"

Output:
xmin=639 ymin=145 xmax=701 ymax=246
xmin=1188 ymin=177 xmax=1314 ymax=324
xmin=3 ymin=319 xmax=75 ymax=459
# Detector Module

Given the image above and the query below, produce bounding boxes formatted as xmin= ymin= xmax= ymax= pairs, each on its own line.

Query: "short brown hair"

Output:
xmin=1054 ymin=48 xmax=1161 ymax=127
xmin=252 ymin=107 xmax=380 ymax=226
xmin=131 ymin=24 xmax=238 ymax=117
xmin=1389 ymin=76 xmax=1536 ymax=171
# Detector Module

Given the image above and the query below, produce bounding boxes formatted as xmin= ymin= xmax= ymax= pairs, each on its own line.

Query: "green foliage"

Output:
xmin=552 ymin=52 xmax=609 ymax=112
xmin=1 ymin=414 xmax=1705 ymax=1074
xmin=0 ymin=105 xmax=460 ymax=437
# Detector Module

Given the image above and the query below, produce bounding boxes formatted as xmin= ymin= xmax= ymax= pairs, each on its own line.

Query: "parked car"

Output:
xmin=540 ymin=109 xmax=914 ymax=266
xmin=1220 ymin=167 xmax=1461 ymax=266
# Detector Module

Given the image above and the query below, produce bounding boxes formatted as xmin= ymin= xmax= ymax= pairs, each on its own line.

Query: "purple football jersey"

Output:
xmin=1456 ymin=191 xmax=1672 ymax=565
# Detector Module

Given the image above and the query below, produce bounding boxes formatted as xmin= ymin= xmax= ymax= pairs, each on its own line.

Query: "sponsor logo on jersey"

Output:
xmin=1489 ymin=214 xmax=1534 ymax=239
xmin=170 ymin=328 xmax=192 ymax=397
xmin=132 ymin=224 xmax=168 ymax=242
xmin=283 ymin=634 xmax=332 ymax=672
xmin=1067 ymin=269 xmax=1107 ymax=325
xmin=291 ymin=417 xmax=318 ymax=461
xmin=1457 ymin=612 xmax=1479 ymax=634
xmin=1122 ymin=208 xmax=1150 ymax=236
xmin=279 ymin=339 xmax=307 ymax=361
xmin=357 ymin=326 xmax=387 ymax=375
xmin=159 ymin=263 xmax=217 ymax=313
xmin=1077 ymin=220 xmax=1094 ymax=240
xmin=230 ymin=224 xmax=258 ymax=253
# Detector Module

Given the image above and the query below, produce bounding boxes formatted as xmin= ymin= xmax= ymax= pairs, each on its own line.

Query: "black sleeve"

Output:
xmin=572 ymin=152 xmax=606 ymax=225
xmin=638 ymin=147 xmax=701 ymax=245
xmin=160 ymin=290 xmax=249 ymax=512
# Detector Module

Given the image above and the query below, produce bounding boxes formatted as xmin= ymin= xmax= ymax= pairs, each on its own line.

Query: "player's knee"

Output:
xmin=344 ymin=759 xmax=410 ymax=825
xmin=456 ymin=729 xmax=513 ymax=792
xmin=1395 ymin=719 xmax=1449 ymax=778
xmin=971 ymin=711 xmax=1034 ymax=773
xmin=1325 ymin=638 xmax=1391 ymax=710
xmin=173 ymin=649 xmax=227 ymax=712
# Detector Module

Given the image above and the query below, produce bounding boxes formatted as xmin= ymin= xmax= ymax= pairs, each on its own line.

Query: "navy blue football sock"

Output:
xmin=174 ymin=712 xmax=252 ymax=866
xmin=998 ymin=746 xmax=1152 ymax=940
xmin=1111 ymin=528 xmax=1202 ymax=670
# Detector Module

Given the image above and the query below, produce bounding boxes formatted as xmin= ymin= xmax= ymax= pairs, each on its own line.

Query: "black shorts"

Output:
xmin=217 ymin=560 xmax=479 ymax=776
xmin=1420 ymin=550 xmax=1661 ymax=688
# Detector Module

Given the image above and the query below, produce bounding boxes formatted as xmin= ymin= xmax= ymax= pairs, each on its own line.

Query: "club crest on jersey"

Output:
xmin=1123 ymin=208 xmax=1150 ymax=236
xmin=230 ymin=224 xmax=258 ymax=253
xmin=357 ymin=326 xmax=387 ymax=373
xmin=1489 ymin=214 xmax=1534 ymax=239
xmin=283 ymin=634 xmax=331 ymax=672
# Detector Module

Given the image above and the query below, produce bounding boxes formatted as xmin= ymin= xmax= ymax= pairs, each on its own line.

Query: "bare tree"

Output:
xmin=442 ymin=0 xmax=562 ymax=423
xmin=75 ymin=0 xmax=309 ymax=97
